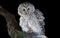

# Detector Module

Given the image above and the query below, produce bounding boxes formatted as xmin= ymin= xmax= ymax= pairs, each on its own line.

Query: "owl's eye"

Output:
xmin=28 ymin=8 xmax=30 ymax=10
xmin=23 ymin=9 xmax=25 ymax=11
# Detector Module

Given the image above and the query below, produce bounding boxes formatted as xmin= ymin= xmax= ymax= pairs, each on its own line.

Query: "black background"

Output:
xmin=0 ymin=0 xmax=51 ymax=38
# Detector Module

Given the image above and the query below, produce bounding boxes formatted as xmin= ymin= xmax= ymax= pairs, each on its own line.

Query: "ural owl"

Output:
xmin=18 ymin=2 xmax=46 ymax=37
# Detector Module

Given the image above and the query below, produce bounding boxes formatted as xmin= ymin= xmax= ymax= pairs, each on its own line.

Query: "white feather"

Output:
xmin=18 ymin=2 xmax=45 ymax=36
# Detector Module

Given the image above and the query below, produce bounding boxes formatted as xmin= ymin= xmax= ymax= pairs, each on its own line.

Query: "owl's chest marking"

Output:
xmin=20 ymin=13 xmax=42 ymax=33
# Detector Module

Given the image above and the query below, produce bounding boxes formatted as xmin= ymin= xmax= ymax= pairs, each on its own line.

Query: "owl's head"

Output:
xmin=18 ymin=2 xmax=35 ymax=16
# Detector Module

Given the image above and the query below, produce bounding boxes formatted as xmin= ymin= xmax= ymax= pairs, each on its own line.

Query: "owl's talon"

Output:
xmin=28 ymin=27 xmax=33 ymax=33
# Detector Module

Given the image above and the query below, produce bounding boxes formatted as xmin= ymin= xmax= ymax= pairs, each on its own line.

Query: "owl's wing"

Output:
xmin=34 ymin=9 xmax=45 ymax=25
xmin=34 ymin=9 xmax=45 ymax=21
xmin=34 ymin=9 xmax=45 ymax=34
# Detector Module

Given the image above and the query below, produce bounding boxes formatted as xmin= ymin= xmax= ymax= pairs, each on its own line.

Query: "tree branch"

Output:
xmin=0 ymin=6 xmax=21 ymax=38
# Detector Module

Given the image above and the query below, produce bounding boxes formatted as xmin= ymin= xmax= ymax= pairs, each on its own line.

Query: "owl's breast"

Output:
xmin=27 ymin=14 xmax=39 ymax=26
xmin=27 ymin=17 xmax=42 ymax=33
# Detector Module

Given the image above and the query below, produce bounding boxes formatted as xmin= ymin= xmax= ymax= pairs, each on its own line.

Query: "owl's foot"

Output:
xmin=28 ymin=27 xmax=33 ymax=33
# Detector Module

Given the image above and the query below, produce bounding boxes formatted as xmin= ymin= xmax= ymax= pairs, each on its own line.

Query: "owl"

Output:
xmin=18 ymin=2 xmax=45 ymax=36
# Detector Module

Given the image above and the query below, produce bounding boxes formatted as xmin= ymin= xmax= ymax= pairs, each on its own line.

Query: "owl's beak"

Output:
xmin=25 ymin=11 xmax=29 ymax=14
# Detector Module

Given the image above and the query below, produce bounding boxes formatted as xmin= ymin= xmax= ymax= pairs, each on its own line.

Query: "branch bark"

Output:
xmin=0 ymin=6 xmax=20 ymax=38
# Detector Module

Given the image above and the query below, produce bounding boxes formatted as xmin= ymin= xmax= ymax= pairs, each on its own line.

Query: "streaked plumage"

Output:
xmin=18 ymin=2 xmax=45 ymax=36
